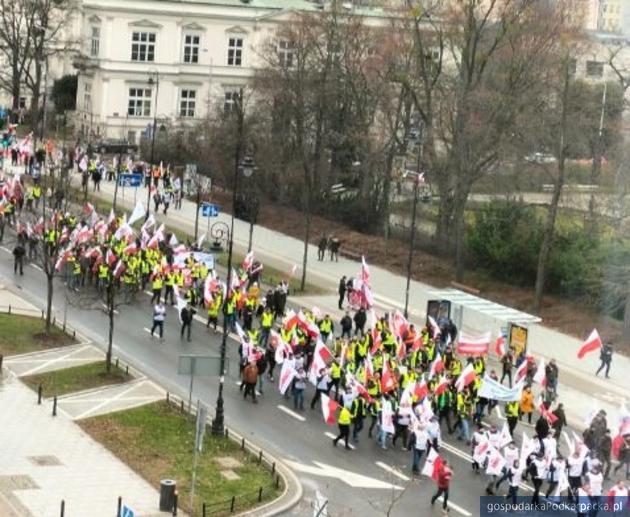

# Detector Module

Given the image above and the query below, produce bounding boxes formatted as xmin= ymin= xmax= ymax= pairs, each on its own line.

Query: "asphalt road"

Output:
xmin=0 ymin=241 xmax=601 ymax=517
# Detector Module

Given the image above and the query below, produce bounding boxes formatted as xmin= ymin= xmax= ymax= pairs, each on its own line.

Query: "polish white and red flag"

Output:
xmin=428 ymin=315 xmax=441 ymax=338
xmin=421 ymin=447 xmax=444 ymax=482
xmin=391 ymin=310 xmax=409 ymax=340
xmin=414 ymin=379 xmax=429 ymax=400
xmin=514 ymin=359 xmax=529 ymax=384
xmin=536 ymin=397 xmax=558 ymax=424
xmin=309 ymin=338 xmax=333 ymax=384
xmin=456 ymin=331 xmax=491 ymax=356
xmin=495 ymin=335 xmax=507 ymax=357
xmin=147 ymin=224 xmax=165 ymax=249
xmin=434 ymin=375 xmax=450 ymax=396
xmin=242 ymin=251 xmax=254 ymax=271
xmin=83 ymin=202 xmax=95 ymax=216
xmin=533 ymin=358 xmax=547 ymax=386
xmin=141 ymin=213 xmax=156 ymax=233
xmin=361 ymin=255 xmax=371 ymax=285
xmin=297 ymin=311 xmax=320 ymax=338
xmin=455 ymin=363 xmax=476 ymax=392
xmin=113 ymin=259 xmax=126 ymax=279
xmin=321 ymin=393 xmax=339 ymax=425
xmin=577 ymin=329 xmax=602 ymax=359
xmin=54 ymin=248 xmax=73 ymax=271
xmin=284 ymin=309 xmax=299 ymax=332
xmin=106 ymin=250 xmax=117 ymax=266
xmin=381 ymin=359 xmax=396 ymax=393
xmin=124 ymin=241 xmax=139 ymax=255
xmin=370 ymin=327 xmax=382 ymax=354
xmin=278 ymin=361 xmax=297 ymax=395
xmin=429 ymin=352 xmax=444 ymax=379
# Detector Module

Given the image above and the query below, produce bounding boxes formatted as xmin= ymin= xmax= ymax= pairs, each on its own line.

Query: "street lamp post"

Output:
xmin=146 ymin=72 xmax=160 ymax=220
xmin=211 ymin=154 xmax=256 ymax=436
xmin=403 ymin=125 xmax=424 ymax=319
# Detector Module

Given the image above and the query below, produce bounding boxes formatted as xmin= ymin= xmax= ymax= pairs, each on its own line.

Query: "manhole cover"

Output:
xmin=27 ymin=455 xmax=63 ymax=467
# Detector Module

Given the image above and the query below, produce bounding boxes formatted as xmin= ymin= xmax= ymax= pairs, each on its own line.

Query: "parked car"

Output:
xmin=95 ymin=139 xmax=138 ymax=155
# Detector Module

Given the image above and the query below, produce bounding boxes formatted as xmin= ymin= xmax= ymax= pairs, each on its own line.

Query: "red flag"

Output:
xmin=495 ymin=335 xmax=506 ymax=357
xmin=113 ymin=260 xmax=126 ymax=279
xmin=381 ymin=360 xmax=396 ymax=393
xmin=538 ymin=399 xmax=558 ymax=424
xmin=321 ymin=393 xmax=339 ymax=425
xmin=577 ymin=329 xmax=602 ymax=359
xmin=370 ymin=328 xmax=382 ymax=354
xmin=434 ymin=376 xmax=449 ymax=395
xmin=421 ymin=448 xmax=444 ymax=482
xmin=514 ymin=359 xmax=528 ymax=384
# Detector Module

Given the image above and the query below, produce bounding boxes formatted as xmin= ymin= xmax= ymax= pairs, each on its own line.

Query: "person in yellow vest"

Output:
xmin=319 ymin=314 xmax=334 ymax=342
xmin=329 ymin=360 xmax=342 ymax=401
xmin=164 ymin=270 xmax=176 ymax=305
xmin=151 ymin=273 xmax=163 ymax=303
xmin=260 ymin=306 xmax=274 ymax=346
xmin=506 ymin=400 xmax=520 ymax=436
xmin=206 ymin=295 xmax=220 ymax=332
xmin=333 ymin=405 xmax=353 ymax=450
xmin=32 ymin=184 xmax=42 ymax=209
xmin=97 ymin=263 xmax=109 ymax=292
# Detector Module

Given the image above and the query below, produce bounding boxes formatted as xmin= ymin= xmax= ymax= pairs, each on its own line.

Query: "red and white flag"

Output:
xmin=514 ymin=359 xmax=528 ymax=384
xmin=429 ymin=352 xmax=444 ymax=380
xmin=124 ymin=242 xmax=138 ymax=255
xmin=533 ymin=358 xmax=546 ymax=386
xmin=141 ymin=213 xmax=156 ymax=233
xmin=278 ymin=361 xmax=297 ymax=395
xmin=242 ymin=251 xmax=254 ymax=271
xmin=381 ymin=359 xmax=396 ymax=393
xmin=106 ymin=249 xmax=117 ymax=266
xmin=428 ymin=315 xmax=441 ymax=338
xmin=577 ymin=329 xmax=602 ymax=359
xmin=414 ymin=379 xmax=429 ymax=400
xmin=457 ymin=331 xmax=491 ymax=356
xmin=421 ymin=448 xmax=443 ymax=481
xmin=495 ymin=335 xmax=506 ymax=357
xmin=113 ymin=259 xmax=126 ymax=279
xmin=83 ymin=202 xmax=95 ymax=216
xmin=360 ymin=255 xmax=370 ymax=286
xmin=455 ymin=363 xmax=476 ymax=392
xmin=391 ymin=310 xmax=409 ymax=340
xmin=434 ymin=375 xmax=449 ymax=395
xmin=321 ymin=393 xmax=339 ymax=425
xmin=537 ymin=397 xmax=558 ymax=424
xmin=284 ymin=309 xmax=299 ymax=332
xmin=309 ymin=338 xmax=333 ymax=385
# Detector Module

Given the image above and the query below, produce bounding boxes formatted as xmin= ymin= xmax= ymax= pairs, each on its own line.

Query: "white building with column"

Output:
xmin=73 ymin=0 xmax=390 ymax=143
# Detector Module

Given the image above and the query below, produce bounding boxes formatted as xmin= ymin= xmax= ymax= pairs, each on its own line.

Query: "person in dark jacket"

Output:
xmin=338 ymin=275 xmax=347 ymax=310
xmin=599 ymin=429 xmax=612 ymax=480
xmin=596 ymin=343 xmax=613 ymax=379
xmin=340 ymin=311 xmax=353 ymax=339
xmin=180 ymin=302 xmax=196 ymax=342
xmin=551 ymin=402 xmax=567 ymax=439
xmin=13 ymin=242 xmax=25 ymax=275
xmin=354 ymin=308 xmax=366 ymax=336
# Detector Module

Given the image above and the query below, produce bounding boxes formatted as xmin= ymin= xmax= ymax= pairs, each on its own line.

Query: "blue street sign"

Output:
xmin=122 ymin=506 xmax=135 ymax=517
xmin=118 ymin=173 xmax=143 ymax=188
xmin=201 ymin=203 xmax=219 ymax=217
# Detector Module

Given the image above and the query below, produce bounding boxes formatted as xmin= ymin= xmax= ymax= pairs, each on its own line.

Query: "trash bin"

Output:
xmin=159 ymin=479 xmax=176 ymax=511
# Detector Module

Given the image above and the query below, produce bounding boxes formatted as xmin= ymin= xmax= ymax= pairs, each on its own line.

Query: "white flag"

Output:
xmin=169 ymin=233 xmax=178 ymax=246
xmin=485 ymin=447 xmax=506 ymax=476
xmin=141 ymin=213 xmax=156 ymax=233
xmin=278 ymin=361 xmax=297 ymax=395
xmin=128 ymin=201 xmax=146 ymax=226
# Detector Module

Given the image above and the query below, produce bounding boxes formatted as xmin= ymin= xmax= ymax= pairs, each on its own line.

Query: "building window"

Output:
xmin=179 ymin=89 xmax=196 ymax=118
xmin=227 ymin=37 xmax=243 ymax=66
xmin=90 ymin=26 xmax=100 ymax=57
xmin=131 ymin=32 xmax=156 ymax=62
xmin=128 ymin=130 xmax=137 ymax=144
xmin=223 ymin=89 xmax=241 ymax=113
xmin=586 ymin=60 xmax=604 ymax=78
xmin=127 ymin=88 xmax=152 ymax=117
xmin=83 ymin=83 xmax=92 ymax=112
xmin=278 ymin=40 xmax=295 ymax=68
xmin=183 ymin=34 xmax=200 ymax=64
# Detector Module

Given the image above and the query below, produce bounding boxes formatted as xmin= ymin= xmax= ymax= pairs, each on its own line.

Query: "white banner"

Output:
xmin=478 ymin=375 xmax=524 ymax=402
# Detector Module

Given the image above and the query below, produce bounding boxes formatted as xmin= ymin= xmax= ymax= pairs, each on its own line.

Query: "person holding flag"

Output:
xmin=333 ymin=405 xmax=353 ymax=450
xmin=429 ymin=458 xmax=452 ymax=515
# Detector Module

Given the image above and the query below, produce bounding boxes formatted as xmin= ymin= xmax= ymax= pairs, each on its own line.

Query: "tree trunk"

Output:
xmin=30 ymin=59 xmax=43 ymax=135
xmin=11 ymin=61 xmax=21 ymax=114
xmin=45 ymin=274 xmax=54 ymax=333
xmin=300 ymin=206 xmax=311 ymax=292
xmin=533 ymin=60 xmax=571 ymax=314
xmin=454 ymin=199 xmax=466 ymax=282
xmin=623 ymin=292 xmax=630 ymax=341
xmin=106 ymin=283 xmax=114 ymax=373
xmin=434 ymin=191 xmax=455 ymax=254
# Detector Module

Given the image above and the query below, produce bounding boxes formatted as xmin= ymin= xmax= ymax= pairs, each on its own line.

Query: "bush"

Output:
xmin=466 ymin=201 xmax=606 ymax=305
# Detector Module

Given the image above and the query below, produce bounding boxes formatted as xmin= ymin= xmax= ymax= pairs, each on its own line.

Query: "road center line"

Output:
xmin=374 ymin=461 xmax=410 ymax=481
xmin=277 ymin=404 xmax=306 ymax=422
xmin=30 ymin=264 xmax=43 ymax=271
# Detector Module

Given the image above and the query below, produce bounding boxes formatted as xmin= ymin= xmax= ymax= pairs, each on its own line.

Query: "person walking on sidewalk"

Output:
xmin=430 ymin=459 xmax=453 ymax=514
xmin=596 ymin=342 xmax=613 ymax=379
xmin=150 ymin=301 xmax=166 ymax=339
xmin=13 ymin=241 xmax=25 ymax=275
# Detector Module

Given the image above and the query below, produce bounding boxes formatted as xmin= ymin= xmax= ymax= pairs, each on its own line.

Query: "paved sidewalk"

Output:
xmin=0 ymin=374 xmax=163 ymax=517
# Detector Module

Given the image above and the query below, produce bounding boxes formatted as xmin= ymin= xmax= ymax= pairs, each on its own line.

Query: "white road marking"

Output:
xmin=324 ymin=431 xmax=355 ymax=450
xmin=74 ymin=382 xmax=144 ymax=420
xmin=436 ymin=497 xmax=472 ymax=516
xmin=30 ymin=264 xmax=43 ymax=271
xmin=101 ymin=303 xmax=119 ymax=314
xmin=19 ymin=345 xmax=90 ymax=377
xmin=277 ymin=404 xmax=306 ymax=422
xmin=495 ymin=405 xmax=504 ymax=419
xmin=375 ymin=461 xmax=410 ymax=481
xmin=284 ymin=459 xmax=402 ymax=490
xmin=0 ymin=246 xmax=10 ymax=253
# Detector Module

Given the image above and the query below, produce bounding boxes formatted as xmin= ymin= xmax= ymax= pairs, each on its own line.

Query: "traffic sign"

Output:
xmin=122 ymin=506 xmax=135 ymax=517
xmin=118 ymin=173 xmax=143 ymax=188
xmin=201 ymin=203 xmax=219 ymax=217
